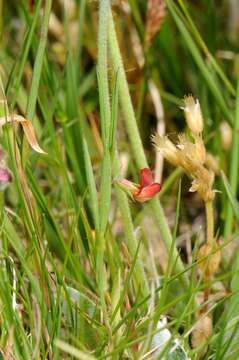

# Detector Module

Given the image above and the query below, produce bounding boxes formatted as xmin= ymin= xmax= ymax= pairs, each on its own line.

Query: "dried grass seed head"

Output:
xmin=220 ymin=121 xmax=232 ymax=151
xmin=152 ymin=134 xmax=181 ymax=167
xmin=205 ymin=153 xmax=220 ymax=174
xmin=197 ymin=244 xmax=221 ymax=276
xmin=191 ymin=315 xmax=212 ymax=349
xmin=193 ymin=135 xmax=206 ymax=165
xmin=176 ymin=133 xmax=206 ymax=175
xmin=189 ymin=170 xmax=215 ymax=202
xmin=182 ymin=95 xmax=204 ymax=135
xmin=145 ymin=0 xmax=167 ymax=46
xmin=152 ymin=95 xmax=216 ymax=201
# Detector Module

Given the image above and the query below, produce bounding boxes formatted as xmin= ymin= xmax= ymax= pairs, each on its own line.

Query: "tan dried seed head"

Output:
xmin=220 ymin=121 xmax=232 ymax=151
xmin=145 ymin=0 xmax=167 ymax=46
xmin=197 ymin=244 xmax=221 ymax=276
xmin=191 ymin=315 xmax=212 ymax=349
xmin=182 ymin=95 xmax=204 ymax=134
xmin=205 ymin=153 xmax=220 ymax=174
xmin=152 ymin=135 xmax=181 ymax=167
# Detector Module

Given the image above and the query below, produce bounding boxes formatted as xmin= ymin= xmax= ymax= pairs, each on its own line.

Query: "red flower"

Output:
xmin=116 ymin=168 xmax=161 ymax=203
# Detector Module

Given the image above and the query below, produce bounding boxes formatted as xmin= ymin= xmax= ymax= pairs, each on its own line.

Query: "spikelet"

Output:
xmin=205 ymin=153 xmax=220 ymax=174
xmin=145 ymin=0 xmax=167 ymax=46
xmin=153 ymin=96 xmax=216 ymax=202
xmin=191 ymin=315 xmax=212 ymax=349
xmin=182 ymin=95 xmax=204 ymax=135
xmin=197 ymin=244 xmax=221 ymax=276
xmin=220 ymin=121 xmax=232 ymax=151
xmin=152 ymin=134 xmax=181 ymax=167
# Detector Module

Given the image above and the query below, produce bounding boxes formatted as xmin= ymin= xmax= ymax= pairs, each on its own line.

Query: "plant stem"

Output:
xmin=203 ymin=199 xmax=215 ymax=308
xmin=26 ymin=0 xmax=52 ymax=122
xmin=224 ymin=79 xmax=239 ymax=237
xmin=205 ymin=200 xmax=214 ymax=247
xmin=97 ymin=0 xmax=111 ymax=147
xmin=108 ymin=9 xmax=188 ymax=286
xmin=108 ymin=12 xmax=147 ymax=167
xmin=96 ymin=0 xmax=111 ymax=314
xmin=22 ymin=0 xmax=52 ymax=165
xmin=113 ymin=152 xmax=149 ymax=297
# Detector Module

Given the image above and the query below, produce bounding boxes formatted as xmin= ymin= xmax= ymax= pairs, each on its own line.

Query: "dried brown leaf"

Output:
xmin=0 ymin=115 xmax=47 ymax=154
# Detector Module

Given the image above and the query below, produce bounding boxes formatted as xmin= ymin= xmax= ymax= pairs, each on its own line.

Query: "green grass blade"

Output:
xmin=224 ymin=80 xmax=239 ymax=236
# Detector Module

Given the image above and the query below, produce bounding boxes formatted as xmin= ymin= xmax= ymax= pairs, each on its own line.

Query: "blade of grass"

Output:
xmin=221 ymin=172 xmax=239 ymax=225
xmin=177 ymin=0 xmax=236 ymax=97
xmin=55 ymin=339 xmax=96 ymax=360
xmin=224 ymin=80 xmax=239 ymax=236
xmin=6 ymin=0 xmax=42 ymax=107
xmin=113 ymin=153 xmax=149 ymax=297
xmin=166 ymin=0 xmax=233 ymax=124
xmin=96 ymin=0 xmax=111 ymax=318
xmin=26 ymin=0 xmax=52 ymax=122
xmin=83 ymin=138 xmax=99 ymax=231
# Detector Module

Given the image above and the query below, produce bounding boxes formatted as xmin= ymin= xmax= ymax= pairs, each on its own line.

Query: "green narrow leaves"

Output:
xmin=223 ymin=80 xmax=239 ymax=236
xmin=26 ymin=0 xmax=52 ymax=121
xmin=83 ymin=138 xmax=100 ymax=231
xmin=166 ymin=0 xmax=233 ymax=123
xmin=221 ymin=171 xmax=239 ymax=226
xmin=6 ymin=0 xmax=42 ymax=106
xmin=177 ymin=0 xmax=236 ymax=97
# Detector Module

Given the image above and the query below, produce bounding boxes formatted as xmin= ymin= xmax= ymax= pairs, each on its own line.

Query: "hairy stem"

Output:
xmin=108 ymin=9 xmax=188 ymax=287
xmin=113 ymin=152 xmax=149 ymax=297
xmin=96 ymin=0 xmax=111 ymax=314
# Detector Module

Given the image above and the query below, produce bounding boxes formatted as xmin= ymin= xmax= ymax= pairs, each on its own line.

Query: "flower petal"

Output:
xmin=140 ymin=168 xmax=154 ymax=188
xmin=134 ymin=183 xmax=161 ymax=202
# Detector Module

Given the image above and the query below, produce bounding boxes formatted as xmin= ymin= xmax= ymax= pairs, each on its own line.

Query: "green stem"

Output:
xmin=224 ymin=80 xmax=239 ymax=237
xmin=98 ymin=0 xmax=149 ymax=296
xmin=97 ymin=0 xmax=111 ymax=147
xmin=26 ymin=0 xmax=52 ymax=121
xmin=113 ymin=152 xmax=149 ymax=297
xmin=22 ymin=0 xmax=52 ymax=165
xmin=108 ymin=9 xmax=188 ymax=286
xmin=96 ymin=0 xmax=111 ymax=314
xmin=76 ymin=0 xmax=86 ymax=82
xmin=203 ymin=199 xmax=215 ymax=308
xmin=108 ymin=11 xmax=147 ymax=167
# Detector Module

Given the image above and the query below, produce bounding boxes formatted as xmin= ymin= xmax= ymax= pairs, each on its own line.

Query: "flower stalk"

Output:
xmin=97 ymin=0 xmax=149 ymax=305
xmin=154 ymin=95 xmax=220 ymax=346
xmin=205 ymin=200 xmax=214 ymax=248
xmin=96 ymin=0 xmax=111 ymax=316
xmin=108 ymin=8 xmax=188 ymax=287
